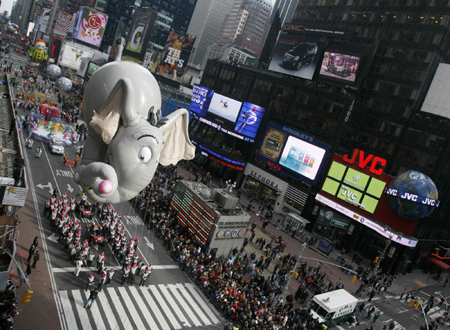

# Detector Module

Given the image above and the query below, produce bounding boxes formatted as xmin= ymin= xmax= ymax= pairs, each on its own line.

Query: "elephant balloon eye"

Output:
xmin=138 ymin=147 xmax=152 ymax=163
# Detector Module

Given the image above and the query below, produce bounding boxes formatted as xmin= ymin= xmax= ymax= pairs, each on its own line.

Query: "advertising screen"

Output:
xmin=85 ymin=61 xmax=101 ymax=80
xmin=58 ymin=42 xmax=94 ymax=70
xmin=279 ymin=136 xmax=327 ymax=181
xmin=319 ymin=51 xmax=360 ymax=83
xmin=234 ymin=102 xmax=265 ymax=139
xmin=152 ymin=30 xmax=196 ymax=83
xmin=125 ymin=10 xmax=157 ymax=60
xmin=190 ymin=84 xmax=214 ymax=117
xmin=321 ymin=161 xmax=386 ymax=213
xmin=268 ymin=34 xmax=326 ymax=80
xmin=73 ymin=7 xmax=108 ymax=47
xmin=257 ymin=122 xmax=330 ymax=185
xmin=208 ymin=93 xmax=242 ymax=123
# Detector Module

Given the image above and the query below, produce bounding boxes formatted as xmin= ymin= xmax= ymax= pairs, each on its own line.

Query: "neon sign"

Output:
xmin=343 ymin=148 xmax=387 ymax=175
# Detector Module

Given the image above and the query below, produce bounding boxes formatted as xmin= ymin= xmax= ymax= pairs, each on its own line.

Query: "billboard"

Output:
xmin=421 ymin=63 xmax=450 ymax=119
xmin=154 ymin=30 xmax=196 ymax=83
xmin=322 ymin=161 xmax=386 ymax=213
xmin=54 ymin=11 xmax=72 ymax=36
xmin=125 ymin=10 xmax=157 ymax=59
xmin=73 ymin=7 xmax=108 ymax=47
xmin=208 ymin=93 xmax=242 ymax=123
xmin=58 ymin=42 xmax=94 ymax=70
xmin=234 ymin=102 xmax=265 ymax=139
xmin=85 ymin=61 xmax=101 ymax=80
xmin=189 ymin=84 xmax=265 ymax=142
xmin=319 ymin=51 xmax=360 ymax=84
xmin=37 ymin=9 xmax=50 ymax=33
xmin=268 ymin=34 xmax=326 ymax=80
xmin=257 ymin=122 xmax=330 ymax=185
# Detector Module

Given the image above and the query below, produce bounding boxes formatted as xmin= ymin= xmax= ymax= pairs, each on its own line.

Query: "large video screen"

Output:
xmin=268 ymin=34 xmax=325 ymax=80
xmin=319 ymin=51 xmax=360 ymax=83
xmin=279 ymin=136 xmax=327 ymax=181
xmin=322 ymin=161 xmax=386 ymax=213
xmin=190 ymin=84 xmax=214 ymax=117
xmin=257 ymin=122 xmax=330 ymax=185
xmin=208 ymin=93 xmax=242 ymax=123
xmin=234 ymin=102 xmax=265 ymax=139
xmin=58 ymin=42 xmax=94 ymax=70
xmin=72 ymin=7 xmax=108 ymax=47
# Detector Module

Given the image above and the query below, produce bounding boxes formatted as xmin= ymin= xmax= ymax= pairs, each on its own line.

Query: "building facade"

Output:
xmin=201 ymin=44 xmax=256 ymax=70
xmin=199 ymin=0 xmax=450 ymax=272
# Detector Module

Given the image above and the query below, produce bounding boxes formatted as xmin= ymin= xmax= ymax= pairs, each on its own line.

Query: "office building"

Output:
xmin=197 ymin=0 xmax=450 ymax=273
xmin=201 ymin=44 xmax=256 ymax=70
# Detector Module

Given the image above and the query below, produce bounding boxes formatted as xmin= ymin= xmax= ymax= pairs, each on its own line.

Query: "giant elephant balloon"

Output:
xmin=73 ymin=45 xmax=195 ymax=204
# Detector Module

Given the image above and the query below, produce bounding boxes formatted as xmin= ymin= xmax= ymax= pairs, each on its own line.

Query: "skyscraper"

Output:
xmin=218 ymin=0 xmax=273 ymax=57
xmin=189 ymin=0 xmax=234 ymax=66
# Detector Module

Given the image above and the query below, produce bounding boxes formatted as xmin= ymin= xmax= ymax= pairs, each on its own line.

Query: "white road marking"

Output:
xmin=59 ymin=290 xmax=78 ymax=330
xmin=185 ymin=283 xmax=220 ymax=324
xmin=72 ymin=290 xmax=90 ymax=330
xmin=149 ymin=284 xmax=181 ymax=329
xmin=117 ymin=286 xmax=146 ymax=329
xmin=106 ymin=287 xmax=131 ymax=329
xmin=83 ymin=290 xmax=106 ymax=330
xmin=169 ymin=284 xmax=201 ymax=327
xmin=97 ymin=289 xmax=119 ymax=330
xmin=176 ymin=283 xmax=211 ymax=326
xmin=159 ymin=284 xmax=191 ymax=327
xmin=51 ymin=265 xmax=178 ymax=273
xmin=128 ymin=286 xmax=159 ymax=330
xmin=139 ymin=286 xmax=170 ymax=330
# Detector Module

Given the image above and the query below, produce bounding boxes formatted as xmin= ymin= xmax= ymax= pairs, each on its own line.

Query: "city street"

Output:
xmin=4 ymin=53 xmax=223 ymax=329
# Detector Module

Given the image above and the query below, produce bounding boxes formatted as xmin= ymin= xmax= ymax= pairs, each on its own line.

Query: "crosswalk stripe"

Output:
xmin=72 ymin=290 xmax=90 ymax=330
xmin=97 ymin=289 xmax=120 ymax=330
xmin=118 ymin=286 xmax=147 ymax=329
xmin=149 ymin=284 xmax=182 ymax=329
xmin=185 ymin=283 xmax=220 ymax=324
xmin=60 ymin=290 xmax=78 ymax=330
xmin=107 ymin=287 xmax=132 ymax=329
xmin=159 ymin=284 xmax=191 ymax=327
xmin=176 ymin=283 xmax=211 ymax=326
xmin=128 ymin=286 xmax=159 ymax=330
xmin=139 ymin=286 xmax=171 ymax=330
xmin=83 ymin=290 xmax=107 ymax=330
xmin=169 ymin=284 xmax=202 ymax=327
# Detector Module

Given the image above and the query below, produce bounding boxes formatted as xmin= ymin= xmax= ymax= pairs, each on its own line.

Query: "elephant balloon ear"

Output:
xmin=89 ymin=78 xmax=137 ymax=144
xmin=159 ymin=108 xmax=195 ymax=166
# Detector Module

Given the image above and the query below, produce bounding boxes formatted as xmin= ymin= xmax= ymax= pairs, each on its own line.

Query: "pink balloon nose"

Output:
xmin=98 ymin=180 xmax=113 ymax=194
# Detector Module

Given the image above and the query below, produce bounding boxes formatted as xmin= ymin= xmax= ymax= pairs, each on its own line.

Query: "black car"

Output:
xmin=283 ymin=42 xmax=318 ymax=71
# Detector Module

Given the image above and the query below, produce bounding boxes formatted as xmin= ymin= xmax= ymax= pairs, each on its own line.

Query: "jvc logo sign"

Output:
xmin=343 ymin=149 xmax=387 ymax=175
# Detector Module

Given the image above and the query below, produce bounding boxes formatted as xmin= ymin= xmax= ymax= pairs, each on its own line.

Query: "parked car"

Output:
xmin=283 ymin=42 xmax=318 ymax=71
xmin=49 ymin=138 xmax=64 ymax=154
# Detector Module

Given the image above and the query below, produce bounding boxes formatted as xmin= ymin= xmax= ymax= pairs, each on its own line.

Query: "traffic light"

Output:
xmin=373 ymin=257 xmax=380 ymax=265
xmin=21 ymin=290 xmax=33 ymax=304
xmin=351 ymin=275 xmax=357 ymax=283
xmin=409 ymin=299 xmax=416 ymax=307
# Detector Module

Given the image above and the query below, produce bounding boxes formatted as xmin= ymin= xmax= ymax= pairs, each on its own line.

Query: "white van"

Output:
xmin=310 ymin=289 xmax=358 ymax=325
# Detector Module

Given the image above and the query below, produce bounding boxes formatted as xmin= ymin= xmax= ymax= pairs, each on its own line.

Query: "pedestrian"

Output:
xmin=139 ymin=269 xmax=150 ymax=286
xmin=368 ymin=289 xmax=375 ymax=302
xmin=367 ymin=304 xmax=375 ymax=319
xmin=32 ymin=236 xmax=39 ymax=248
xmin=25 ymin=262 xmax=32 ymax=279
xmin=27 ymin=244 xmax=35 ymax=262
xmin=121 ymin=265 xmax=130 ymax=285
xmin=32 ymin=251 xmax=40 ymax=268
xmin=444 ymin=278 xmax=449 ymax=287
xmin=85 ymin=274 xmax=95 ymax=291
xmin=63 ymin=153 xmax=68 ymax=165
xmin=97 ymin=252 xmax=105 ymax=270
xmin=388 ymin=320 xmax=395 ymax=330
xmin=86 ymin=251 xmax=95 ymax=267
xmin=84 ymin=288 xmax=98 ymax=309
xmin=129 ymin=263 xmax=138 ymax=284
xmin=74 ymin=258 xmax=83 ymax=276
xmin=74 ymin=154 xmax=79 ymax=167
xmin=97 ymin=257 xmax=105 ymax=274
xmin=106 ymin=269 xmax=114 ymax=286
xmin=372 ymin=310 xmax=381 ymax=323
xmin=9 ymin=118 xmax=15 ymax=135
xmin=97 ymin=273 xmax=106 ymax=292
xmin=358 ymin=302 xmax=365 ymax=316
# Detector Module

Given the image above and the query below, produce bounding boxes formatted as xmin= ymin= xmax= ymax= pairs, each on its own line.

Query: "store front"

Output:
xmin=242 ymin=164 xmax=289 ymax=213
xmin=279 ymin=213 xmax=310 ymax=236
xmin=313 ymin=206 xmax=351 ymax=245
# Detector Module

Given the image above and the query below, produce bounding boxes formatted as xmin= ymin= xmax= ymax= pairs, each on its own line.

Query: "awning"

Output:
xmin=428 ymin=257 xmax=450 ymax=270
xmin=286 ymin=213 xmax=310 ymax=225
